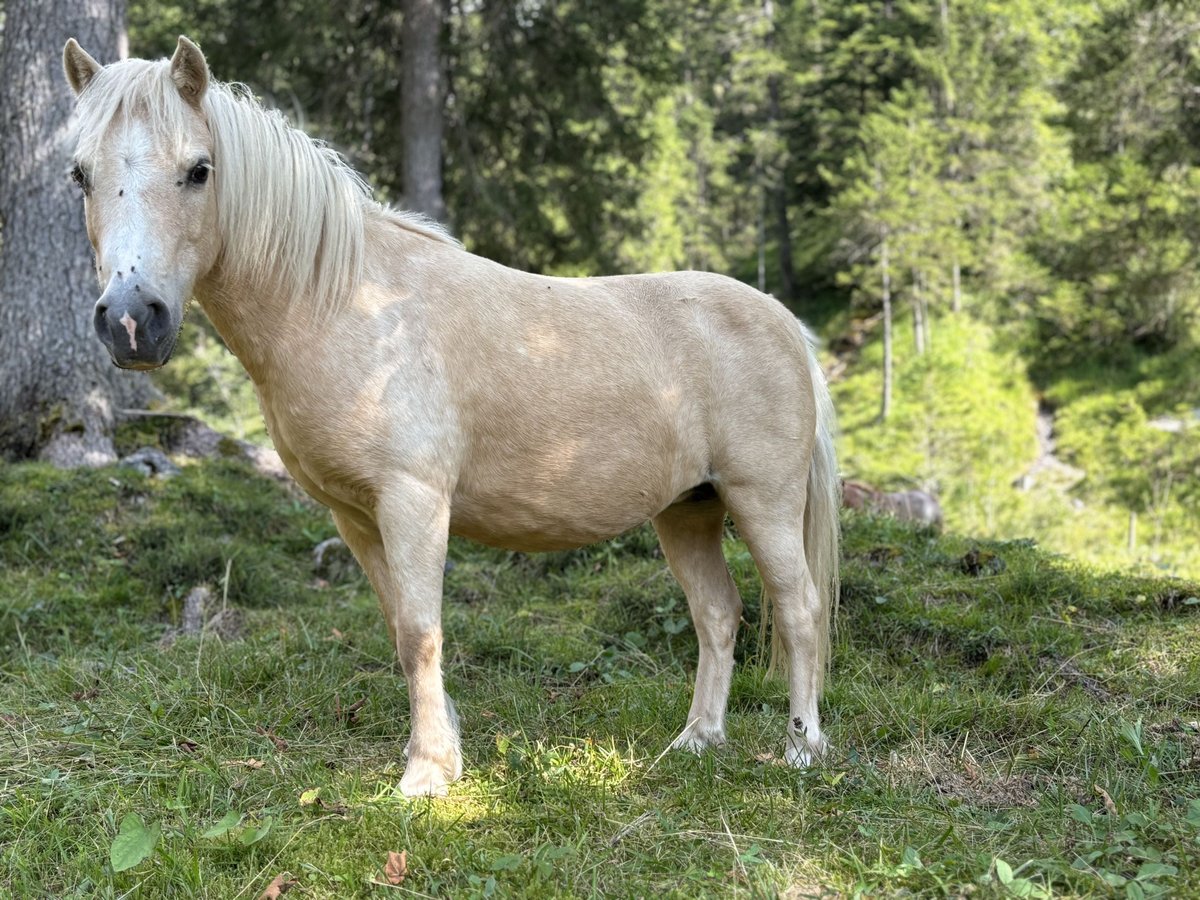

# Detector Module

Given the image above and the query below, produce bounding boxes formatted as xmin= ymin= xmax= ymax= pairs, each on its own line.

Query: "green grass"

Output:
xmin=2 ymin=460 xmax=1199 ymax=897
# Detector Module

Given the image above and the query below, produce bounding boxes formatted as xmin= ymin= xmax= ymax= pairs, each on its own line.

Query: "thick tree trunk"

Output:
xmin=401 ymin=0 xmax=448 ymax=222
xmin=0 ymin=0 xmax=149 ymax=466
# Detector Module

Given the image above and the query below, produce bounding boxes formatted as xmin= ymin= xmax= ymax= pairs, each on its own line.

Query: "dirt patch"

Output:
xmin=882 ymin=751 xmax=1040 ymax=809
xmin=1037 ymin=653 xmax=1114 ymax=702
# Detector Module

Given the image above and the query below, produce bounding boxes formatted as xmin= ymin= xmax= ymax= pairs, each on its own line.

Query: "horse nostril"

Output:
xmin=144 ymin=297 xmax=172 ymax=342
xmin=93 ymin=302 xmax=110 ymax=338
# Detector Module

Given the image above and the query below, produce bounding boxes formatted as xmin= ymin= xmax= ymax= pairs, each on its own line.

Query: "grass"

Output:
xmin=2 ymin=459 xmax=1200 ymax=897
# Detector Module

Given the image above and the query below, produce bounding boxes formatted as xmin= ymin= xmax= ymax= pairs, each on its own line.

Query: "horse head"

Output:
xmin=63 ymin=36 xmax=217 ymax=369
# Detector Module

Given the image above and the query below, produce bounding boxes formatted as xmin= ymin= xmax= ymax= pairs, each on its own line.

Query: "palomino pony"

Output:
xmin=63 ymin=36 xmax=840 ymax=796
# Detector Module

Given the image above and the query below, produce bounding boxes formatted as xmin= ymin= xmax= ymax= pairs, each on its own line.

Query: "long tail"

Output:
xmin=765 ymin=324 xmax=840 ymax=693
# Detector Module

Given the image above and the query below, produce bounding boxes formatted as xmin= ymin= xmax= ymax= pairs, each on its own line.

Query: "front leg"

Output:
xmin=332 ymin=477 xmax=459 ymax=797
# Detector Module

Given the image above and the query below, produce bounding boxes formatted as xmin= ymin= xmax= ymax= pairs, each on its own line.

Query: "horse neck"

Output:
xmin=194 ymin=268 xmax=314 ymax=387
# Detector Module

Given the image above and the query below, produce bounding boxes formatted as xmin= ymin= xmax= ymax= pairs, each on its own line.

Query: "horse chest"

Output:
xmin=259 ymin=392 xmax=375 ymax=511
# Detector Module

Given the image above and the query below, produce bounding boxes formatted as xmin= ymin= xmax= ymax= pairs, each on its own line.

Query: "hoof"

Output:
xmin=398 ymin=750 xmax=461 ymax=797
xmin=785 ymin=732 xmax=828 ymax=768
xmin=671 ymin=725 xmax=727 ymax=755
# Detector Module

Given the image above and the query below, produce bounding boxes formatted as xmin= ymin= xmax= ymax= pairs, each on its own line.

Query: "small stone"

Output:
xmin=120 ymin=446 xmax=181 ymax=478
xmin=313 ymin=537 xmax=358 ymax=582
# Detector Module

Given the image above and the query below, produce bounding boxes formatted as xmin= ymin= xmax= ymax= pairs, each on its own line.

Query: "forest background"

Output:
xmin=4 ymin=0 xmax=1200 ymax=570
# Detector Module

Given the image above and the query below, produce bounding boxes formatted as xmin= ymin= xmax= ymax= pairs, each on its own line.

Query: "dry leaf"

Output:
xmin=177 ymin=739 xmax=199 ymax=753
xmin=258 ymin=873 xmax=298 ymax=899
xmin=385 ymin=850 xmax=408 ymax=885
xmin=224 ymin=758 xmax=265 ymax=769
xmin=1094 ymin=784 xmax=1117 ymax=815
xmin=72 ymin=684 xmax=100 ymax=701
xmin=256 ymin=725 xmax=289 ymax=752
xmin=316 ymin=797 xmax=349 ymax=816
xmin=330 ymin=628 xmax=344 ymax=639
xmin=335 ymin=696 xmax=366 ymax=725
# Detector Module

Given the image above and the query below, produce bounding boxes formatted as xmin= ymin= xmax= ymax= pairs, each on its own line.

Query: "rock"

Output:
xmin=313 ymin=537 xmax=358 ymax=582
xmin=120 ymin=446 xmax=181 ymax=478
xmin=160 ymin=584 xmax=245 ymax=646
xmin=960 ymin=548 xmax=1006 ymax=577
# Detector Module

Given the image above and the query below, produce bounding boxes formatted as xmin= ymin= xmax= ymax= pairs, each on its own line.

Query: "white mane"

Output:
xmin=71 ymin=58 xmax=458 ymax=315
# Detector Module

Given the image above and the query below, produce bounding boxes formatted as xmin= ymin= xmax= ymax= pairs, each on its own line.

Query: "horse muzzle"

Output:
xmin=93 ymin=286 xmax=178 ymax=370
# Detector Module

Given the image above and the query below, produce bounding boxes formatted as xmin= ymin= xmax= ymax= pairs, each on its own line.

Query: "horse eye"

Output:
xmin=187 ymin=162 xmax=210 ymax=186
xmin=70 ymin=163 xmax=90 ymax=194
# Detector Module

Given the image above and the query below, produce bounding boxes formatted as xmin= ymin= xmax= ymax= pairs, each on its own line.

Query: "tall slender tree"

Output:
xmin=0 ymin=0 xmax=149 ymax=465
xmin=401 ymin=0 xmax=447 ymax=221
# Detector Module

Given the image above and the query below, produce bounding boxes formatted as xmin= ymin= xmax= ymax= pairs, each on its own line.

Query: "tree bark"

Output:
xmin=0 ymin=0 xmax=149 ymax=466
xmin=764 ymin=0 xmax=796 ymax=301
xmin=401 ymin=0 xmax=448 ymax=222
xmin=911 ymin=268 xmax=926 ymax=356
xmin=880 ymin=234 xmax=893 ymax=422
xmin=951 ymin=253 xmax=962 ymax=313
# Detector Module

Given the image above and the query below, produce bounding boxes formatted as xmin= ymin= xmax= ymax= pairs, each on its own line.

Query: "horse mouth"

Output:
xmin=109 ymin=326 xmax=182 ymax=370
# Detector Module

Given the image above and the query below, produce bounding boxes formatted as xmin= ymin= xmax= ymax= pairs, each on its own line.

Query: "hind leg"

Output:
xmin=721 ymin=485 xmax=828 ymax=766
xmin=653 ymin=498 xmax=742 ymax=752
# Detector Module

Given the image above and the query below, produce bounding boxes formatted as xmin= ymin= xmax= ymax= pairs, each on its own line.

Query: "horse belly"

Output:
xmin=449 ymin=426 xmax=699 ymax=552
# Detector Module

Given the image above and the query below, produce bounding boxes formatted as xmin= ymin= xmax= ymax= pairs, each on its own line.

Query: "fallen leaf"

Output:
xmin=330 ymin=628 xmax=344 ymax=640
xmin=299 ymin=787 xmax=321 ymax=806
xmin=176 ymin=739 xmax=200 ymax=753
xmin=109 ymin=813 xmax=160 ymax=873
xmin=256 ymin=725 xmax=289 ymax=752
xmin=335 ymin=696 xmax=366 ymax=725
xmin=72 ymin=683 xmax=100 ymax=701
xmin=1094 ymin=784 xmax=1117 ymax=816
xmin=385 ymin=850 xmax=408 ymax=885
xmin=224 ymin=758 xmax=265 ymax=769
xmin=258 ymin=873 xmax=298 ymax=899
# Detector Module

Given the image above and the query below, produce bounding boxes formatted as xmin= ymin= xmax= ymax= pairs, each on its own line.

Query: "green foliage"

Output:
xmin=834 ymin=313 xmax=1037 ymax=533
xmin=109 ymin=813 xmax=161 ymax=873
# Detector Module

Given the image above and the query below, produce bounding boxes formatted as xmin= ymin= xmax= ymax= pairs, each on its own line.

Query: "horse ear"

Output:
xmin=170 ymin=36 xmax=209 ymax=107
xmin=63 ymin=39 xmax=102 ymax=96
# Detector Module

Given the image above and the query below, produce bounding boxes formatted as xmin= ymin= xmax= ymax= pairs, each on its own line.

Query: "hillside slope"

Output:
xmin=825 ymin=310 xmax=1200 ymax=579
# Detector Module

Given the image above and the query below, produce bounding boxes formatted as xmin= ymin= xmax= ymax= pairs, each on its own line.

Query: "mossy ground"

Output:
xmin=2 ymin=460 xmax=1199 ymax=897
